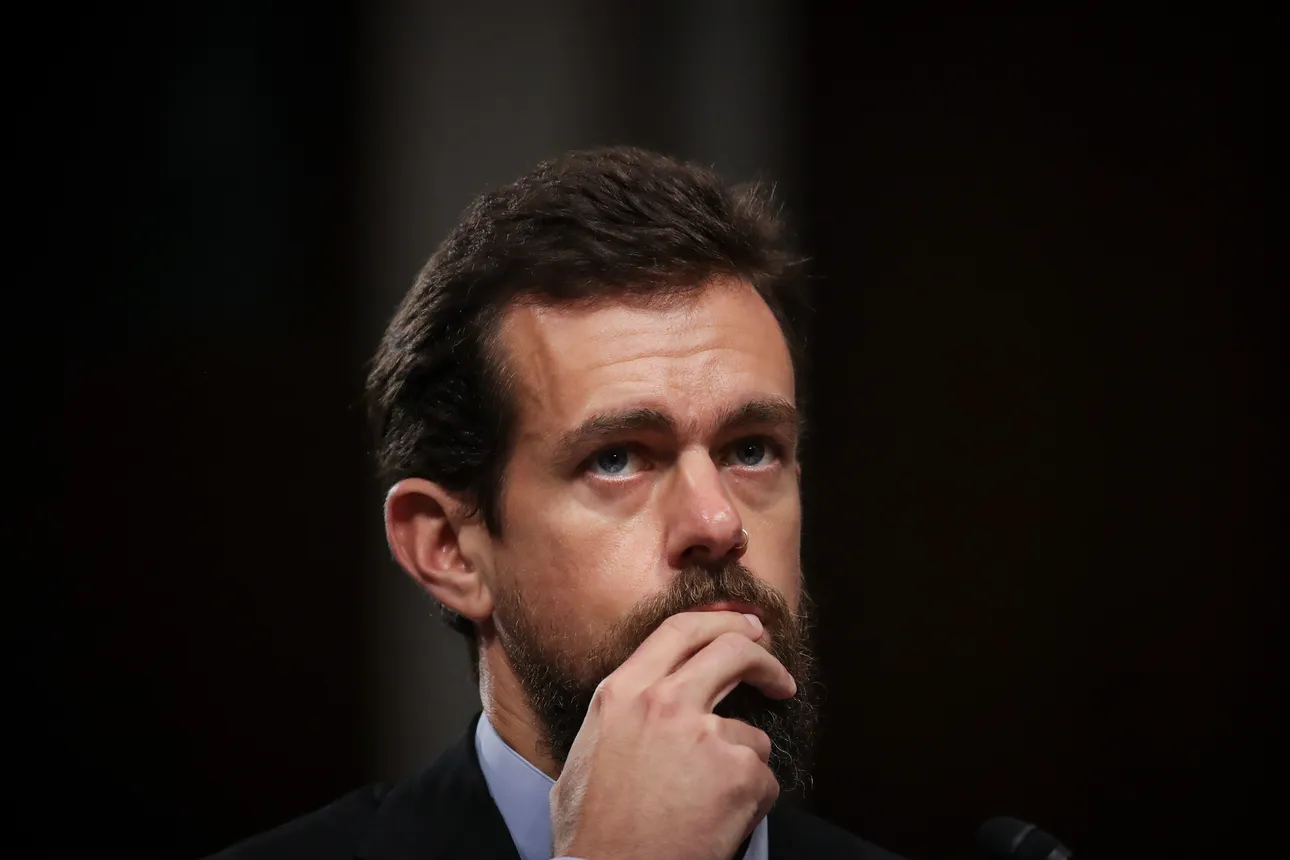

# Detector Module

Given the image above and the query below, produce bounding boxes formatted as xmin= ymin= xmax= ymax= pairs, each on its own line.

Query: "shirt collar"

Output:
xmin=474 ymin=713 xmax=769 ymax=860
xmin=475 ymin=714 xmax=556 ymax=860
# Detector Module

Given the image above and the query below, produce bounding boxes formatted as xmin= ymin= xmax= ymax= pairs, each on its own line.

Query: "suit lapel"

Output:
xmin=769 ymin=802 xmax=824 ymax=858
xmin=358 ymin=714 xmax=521 ymax=860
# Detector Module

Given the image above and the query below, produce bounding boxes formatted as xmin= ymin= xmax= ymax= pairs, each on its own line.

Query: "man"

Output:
xmin=215 ymin=147 xmax=902 ymax=860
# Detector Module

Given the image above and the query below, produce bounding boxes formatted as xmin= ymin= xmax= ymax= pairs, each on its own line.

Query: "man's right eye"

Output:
xmin=586 ymin=444 xmax=644 ymax=477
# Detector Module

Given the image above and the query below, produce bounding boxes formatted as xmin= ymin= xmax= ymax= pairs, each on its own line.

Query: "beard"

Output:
xmin=492 ymin=560 xmax=819 ymax=793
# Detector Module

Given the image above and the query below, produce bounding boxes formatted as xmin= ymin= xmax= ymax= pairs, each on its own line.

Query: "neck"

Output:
xmin=478 ymin=639 xmax=562 ymax=780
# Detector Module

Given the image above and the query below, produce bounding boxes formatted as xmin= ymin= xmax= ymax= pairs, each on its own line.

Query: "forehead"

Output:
xmin=497 ymin=280 xmax=795 ymax=435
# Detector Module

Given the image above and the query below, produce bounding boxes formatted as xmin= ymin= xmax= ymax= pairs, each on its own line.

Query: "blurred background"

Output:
xmin=15 ymin=5 xmax=1273 ymax=859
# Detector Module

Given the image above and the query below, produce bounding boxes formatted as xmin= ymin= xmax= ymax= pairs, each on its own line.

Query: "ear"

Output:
xmin=384 ymin=478 xmax=494 ymax=624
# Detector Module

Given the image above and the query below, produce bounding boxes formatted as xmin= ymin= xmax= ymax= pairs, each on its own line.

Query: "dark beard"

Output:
xmin=493 ymin=561 xmax=819 ymax=793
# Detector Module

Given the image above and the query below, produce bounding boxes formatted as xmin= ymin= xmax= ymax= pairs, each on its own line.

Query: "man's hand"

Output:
xmin=550 ymin=611 xmax=795 ymax=860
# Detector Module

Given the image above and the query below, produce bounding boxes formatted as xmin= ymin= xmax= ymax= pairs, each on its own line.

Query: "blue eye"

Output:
xmin=728 ymin=437 xmax=775 ymax=467
xmin=589 ymin=445 xmax=637 ymax=476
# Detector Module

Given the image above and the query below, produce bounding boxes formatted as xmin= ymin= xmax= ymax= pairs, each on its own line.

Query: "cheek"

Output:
xmin=752 ymin=498 xmax=804 ymax=610
xmin=497 ymin=478 xmax=661 ymax=640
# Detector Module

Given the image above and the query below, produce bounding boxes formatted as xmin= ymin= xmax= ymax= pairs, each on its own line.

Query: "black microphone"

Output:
xmin=976 ymin=816 xmax=1074 ymax=860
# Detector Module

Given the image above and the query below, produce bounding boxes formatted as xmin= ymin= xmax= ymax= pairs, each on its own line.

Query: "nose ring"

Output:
xmin=732 ymin=528 xmax=749 ymax=553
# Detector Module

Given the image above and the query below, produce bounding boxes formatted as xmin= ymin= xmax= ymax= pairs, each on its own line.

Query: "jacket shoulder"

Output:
xmin=206 ymin=783 xmax=390 ymax=860
xmin=771 ymin=804 xmax=906 ymax=860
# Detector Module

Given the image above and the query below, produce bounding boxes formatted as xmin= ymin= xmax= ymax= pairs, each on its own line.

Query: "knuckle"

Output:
xmin=639 ymin=683 xmax=682 ymax=721
xmin=714 ymin=630 xmax=756 ymax=657
xmin=731 ymin=743 xmax=764 ymax=775
xmin=699 ymin=713 xmax=724 ymax=740
xmin=763 ymin=773 xmax=782 ymax=805
xmin=590 ymin=676 xmax=618 ymax=711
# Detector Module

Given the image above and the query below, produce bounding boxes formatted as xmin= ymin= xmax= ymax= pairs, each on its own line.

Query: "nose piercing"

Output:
xmin=733 ymin=528 xmax=749 ymax=553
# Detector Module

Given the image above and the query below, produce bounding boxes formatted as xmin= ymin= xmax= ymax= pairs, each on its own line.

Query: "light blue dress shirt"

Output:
xmin=475 ymin=714 xmax=769 ymax=860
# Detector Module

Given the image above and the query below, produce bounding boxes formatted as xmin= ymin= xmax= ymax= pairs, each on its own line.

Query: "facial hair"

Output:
xmin=492 ymin=561 xmax=819 ymax=793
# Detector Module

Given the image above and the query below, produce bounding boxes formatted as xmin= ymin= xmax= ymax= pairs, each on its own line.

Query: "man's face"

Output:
xmin=487 ymin=279 xmax=815 ymax=785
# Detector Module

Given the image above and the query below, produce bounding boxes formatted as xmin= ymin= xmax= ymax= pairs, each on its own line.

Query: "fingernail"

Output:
xmin=743 ymin=613 xmax=763 ymax=633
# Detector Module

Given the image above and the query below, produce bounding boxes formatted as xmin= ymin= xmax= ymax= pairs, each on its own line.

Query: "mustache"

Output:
xmin=598 ymin=560 xmax=796 ymax=656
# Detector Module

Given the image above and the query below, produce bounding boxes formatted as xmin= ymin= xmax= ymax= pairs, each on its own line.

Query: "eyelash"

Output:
xmin=747 ymin=436 xmax=788 ymax=464
xmin=583 ymin=436 xmax=786 ymax=476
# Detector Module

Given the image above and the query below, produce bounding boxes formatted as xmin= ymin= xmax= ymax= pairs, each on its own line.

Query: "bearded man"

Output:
xmin=214 ymin=147 xmax=902 ymax=860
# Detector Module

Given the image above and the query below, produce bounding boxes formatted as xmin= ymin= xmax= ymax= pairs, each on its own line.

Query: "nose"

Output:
xmin=665 ymin=449 xmax=746 ymax=568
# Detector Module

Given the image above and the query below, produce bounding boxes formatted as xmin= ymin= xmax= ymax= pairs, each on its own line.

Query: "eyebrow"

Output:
xmin=553 ymin=397 xmax=802 ymax=466
xmin=715 ymin=398 xmax=802 ymax=444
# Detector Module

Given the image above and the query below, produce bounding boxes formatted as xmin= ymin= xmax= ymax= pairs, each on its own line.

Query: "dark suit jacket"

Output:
xmin=212 ymin=714 xmax=903 ymax=860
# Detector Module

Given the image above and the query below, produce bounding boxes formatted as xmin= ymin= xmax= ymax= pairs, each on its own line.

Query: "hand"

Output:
xmin=550 ymin=610 xmax=796 ymax=860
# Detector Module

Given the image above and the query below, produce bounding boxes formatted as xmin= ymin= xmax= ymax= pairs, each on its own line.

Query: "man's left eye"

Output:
xmin=725 ymin=437 xmax=776 ymax=467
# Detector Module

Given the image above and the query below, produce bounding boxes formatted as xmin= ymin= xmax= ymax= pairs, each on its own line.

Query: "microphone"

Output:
xmin=976 ymin=816 xmax=1074 ymax=860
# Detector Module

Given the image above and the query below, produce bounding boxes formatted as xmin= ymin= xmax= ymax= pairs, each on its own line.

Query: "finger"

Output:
xmin=665 ymin=630 xmax=796 ymax=709
xmin=614 ymin=610 xmax=765 ymax=687
xmin=729 ymin=743 xmax=780 ymax=835
xmin=751 ymin=765 xmax=780 ymax=828
xmin=712 ymin=714 xmax=773 ymax=764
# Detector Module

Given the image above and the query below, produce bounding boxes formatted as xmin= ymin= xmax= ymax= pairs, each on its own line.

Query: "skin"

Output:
xmin=384 ymin=277 xmax=804 ymax=859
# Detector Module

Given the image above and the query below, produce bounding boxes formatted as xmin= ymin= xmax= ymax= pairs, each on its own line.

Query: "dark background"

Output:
xmin=15 ymin=7 xmax=1273 ymax=859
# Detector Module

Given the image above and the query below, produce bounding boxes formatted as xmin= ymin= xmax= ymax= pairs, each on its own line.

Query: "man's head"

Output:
xmin=368 ymin=147 xmax=816 ymax=787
